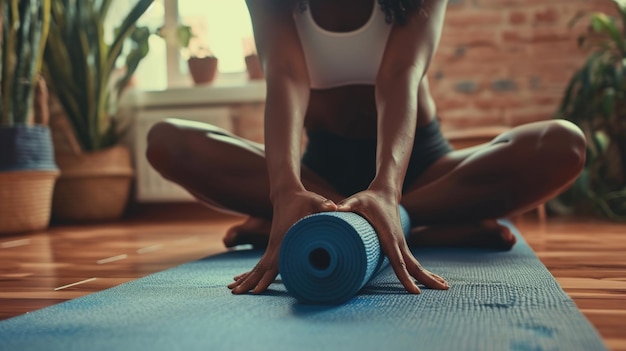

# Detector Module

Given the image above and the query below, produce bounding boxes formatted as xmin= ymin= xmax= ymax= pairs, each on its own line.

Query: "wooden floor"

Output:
xmin=0 ymin=204 xmax=624 ymax=350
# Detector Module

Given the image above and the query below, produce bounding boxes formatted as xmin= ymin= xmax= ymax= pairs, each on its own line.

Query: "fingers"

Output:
xmin=383 ymin=234 xmax=449 ymax=293
xmin=383 ymin=241 xmax=422 ymax=294
xmin=400 ymin=241 xmax=449 ymax=290
xmin=405 ymin=254 xmax=449 ymax=290
xmin=229 ymin=262 xmax=279 ymax=294
xmin=336 ymin=197 xmax=357 ymax=211
xmin=232 ymin=272 xmax=249 ymax=281
xmin=253 ymin=268 xmax=279 ymax=294
xmin=320 ymin=198 xmax=338 ymax=211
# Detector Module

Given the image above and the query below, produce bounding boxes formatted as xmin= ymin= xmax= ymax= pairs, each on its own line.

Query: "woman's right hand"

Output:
xmin=228 ymin=189 xmax=338 ymax=294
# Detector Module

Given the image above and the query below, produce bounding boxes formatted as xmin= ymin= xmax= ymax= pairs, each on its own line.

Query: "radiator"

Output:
xmin=131 ymin=107 xmax=233 ymax=202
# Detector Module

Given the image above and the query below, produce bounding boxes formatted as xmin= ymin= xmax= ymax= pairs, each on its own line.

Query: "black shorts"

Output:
xmin=301 ymin=119 xmax=453 ymax=197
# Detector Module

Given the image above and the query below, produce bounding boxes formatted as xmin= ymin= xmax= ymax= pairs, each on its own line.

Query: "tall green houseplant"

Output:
xmin=555 ymin=0 xmax=626 ymax=220
xmin=1 ymin=0 xmax=59 ymax=233
xmin=43 ymin=0 xmax=153 ymax=223
xmin=44 ymin=0 xmax=153 ymax=152
xmin=1 ymin=0 xmax=50 ymax=126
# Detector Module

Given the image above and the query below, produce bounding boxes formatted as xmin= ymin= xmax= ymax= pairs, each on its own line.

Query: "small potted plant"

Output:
xmin=0 ymin=0 xmax=58 ymax=233
xmin=187 ymin=47 xmax=219 ymax=85
xmin=552 ymin=0 xmax=626 ymax=220
xmin=243 ymin=37 xmax=264 ymax=81
xmin=42 ymin=0 xmax=153 ymax=222
xmin=158 ymin=23 xmax=218 ymax=85
xmin=185 ymin=30 xmax=218 ymax=85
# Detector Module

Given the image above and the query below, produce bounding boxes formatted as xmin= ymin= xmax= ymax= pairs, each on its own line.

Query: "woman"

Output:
xmin=146 ymin=0 xmax=586 ymax=295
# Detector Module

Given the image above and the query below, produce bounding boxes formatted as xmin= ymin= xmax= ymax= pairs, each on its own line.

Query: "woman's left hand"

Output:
xmin=336 ymin=189 xmax=449 ymax=294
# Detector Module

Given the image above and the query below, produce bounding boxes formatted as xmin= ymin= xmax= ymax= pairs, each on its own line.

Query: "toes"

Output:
xmin=223 ymin=225 xmax=243 ymax=248
xmin=498 ymin=225 xmax=517 ymax=250
xmin=222 ymin=220 xmax=271 ymax=249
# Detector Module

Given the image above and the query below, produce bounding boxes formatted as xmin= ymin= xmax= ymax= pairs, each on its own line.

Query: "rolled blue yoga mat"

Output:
xmin=279 ymin=206 xmax=411 ymax=304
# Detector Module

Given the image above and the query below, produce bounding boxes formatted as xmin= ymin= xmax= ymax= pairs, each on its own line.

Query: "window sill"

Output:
xmin=123 ymin=80 xmax=267 ymax=110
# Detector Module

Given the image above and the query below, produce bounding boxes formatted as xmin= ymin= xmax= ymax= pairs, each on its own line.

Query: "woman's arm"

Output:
xmin=372 ymin=0 xmax=448 ymax=196
xmin=337 ymin=0 xmax=450 ymax=293
xmin=229 ymin=0 xmax=338 ymax=294
xmin=248 ymin=0 xmax=309 ymax=197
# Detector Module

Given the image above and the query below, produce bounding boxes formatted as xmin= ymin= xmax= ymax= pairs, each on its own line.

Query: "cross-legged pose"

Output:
xmin=146 ymin=0 xmax=586 ymax=295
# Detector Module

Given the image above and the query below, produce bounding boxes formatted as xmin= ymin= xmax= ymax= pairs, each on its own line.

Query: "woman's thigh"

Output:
xmin=402 ymin=120 xmax=586 ymax=222
xmin=146 ymin=118 xmax=344 ymax=218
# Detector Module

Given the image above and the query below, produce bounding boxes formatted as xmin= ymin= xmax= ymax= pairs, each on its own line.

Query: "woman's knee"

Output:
xmin=538 ymin=119 xmax=586 ymax=174
xmin=146 ymin=121 xmax=185 ymax=173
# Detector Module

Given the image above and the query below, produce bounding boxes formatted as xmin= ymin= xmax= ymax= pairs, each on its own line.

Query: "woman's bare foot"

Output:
xmin=408 ymin=220 xmax=517 ymax=250
xmin=223 ymin=217 xmax=271 ymax=248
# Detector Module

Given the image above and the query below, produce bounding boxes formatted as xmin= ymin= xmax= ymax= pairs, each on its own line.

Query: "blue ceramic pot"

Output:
xmin=0 ymin=125 xmax=58 ymax=172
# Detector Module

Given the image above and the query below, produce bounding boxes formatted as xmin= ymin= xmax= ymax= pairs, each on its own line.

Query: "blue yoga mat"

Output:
xmin=279 ymin=207 xmax=411 ymax=304
xmin=0 ymin=221 xmax=607 ymax=351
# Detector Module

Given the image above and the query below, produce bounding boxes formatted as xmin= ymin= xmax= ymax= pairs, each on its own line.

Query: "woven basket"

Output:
xmin=52 ymin=145 xmax=134 ymax=223
xmin=52 ymin=174 xmax=132 ymax=222
xmin=0 ymin=170 xmax=60 ymax=234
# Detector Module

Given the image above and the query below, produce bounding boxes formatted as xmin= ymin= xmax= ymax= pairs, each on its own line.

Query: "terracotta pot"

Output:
xmin=52 ymin=145 xmax=134 ymax=223
xmin=245 ymin=54 xmax=264 ymax=80
xmin=188 ymin=56 xmax=218 ymax=85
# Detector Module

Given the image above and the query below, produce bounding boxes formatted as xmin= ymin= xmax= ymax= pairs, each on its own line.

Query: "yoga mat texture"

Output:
xmin=0 ymin=221 xmax=606 ymax=351
xmin=279 ymin=206 xmax=411 ymax=304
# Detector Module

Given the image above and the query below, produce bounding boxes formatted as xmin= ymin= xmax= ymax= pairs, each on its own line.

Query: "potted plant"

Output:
xmin=243 ymin=37 xmax=264 ymax=81
xmin=552 ymin=0 xmax=626 ymax=220
xmin=0 ymin=0 xmax=58 ymax=233
xmin=244 ymin=53 xmax=264 ymax=81
xmin=43 ymin=0 xmax=153 ymax=222
xmin=158 ymin=23 xmax=218 ymax=85
xmin=187 ymin=46 xmax=219 ymax=85
xmin=180 ymin=27 xmax=218 ymax=85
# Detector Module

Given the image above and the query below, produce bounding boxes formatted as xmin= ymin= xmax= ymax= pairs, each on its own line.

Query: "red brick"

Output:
xmin=432 ymin=45 xmax=467 ymax=62
xmin=440 ymin=109 xmax=506 ymax=129
xmin=502 ymin=28 xmax=573 ymax=43
xmin=436 ymin=96 xmax=472 ymax=111
xmin=506 ymin=105 xmax=558 ymax=126
xmin=532 ymin=93 xmax=565 ymax=107
xmin=457 ymin=46 xmax=529 ymax=66
xmin=440 ymin=28 xmax=500 ymax=47
xmin=444 ymin=10 xmax=504 ymax=27
xmin=531 ymin=41 xmax=584 ymax=62
xmin=534 ymin=7 xmax=560 ymax=24
xmin=506 ymin=59 xmax=584 ymax=89
xmin=474 ymin=94 xmax=528 ymax=110
xmin=475 ymin=0 xmax=577 ymax=8
xmin=587 ymin=1 xmax=619 ymax=15
xmin=436 ymin=61 xmax=504 ymax=78
xmin=509 ymin=11 xmax=528 ymax=25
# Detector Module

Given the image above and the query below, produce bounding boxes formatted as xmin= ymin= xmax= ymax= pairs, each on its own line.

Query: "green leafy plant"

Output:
xmin=157 ymin=24 xmax=193 ymax=50
xmin=554 ymin=0 xmax=626 ymax=220
xmin=43 ymin=0 xmax=153 ymax=152
xmin=1 ymin=0 xmax=51 ymax=126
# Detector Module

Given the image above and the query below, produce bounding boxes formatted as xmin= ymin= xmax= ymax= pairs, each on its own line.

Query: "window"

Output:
xmin=127 ymin=0 xmax=256 ymax=91
xmin=179 ymin=0 xmax=254 ymax=73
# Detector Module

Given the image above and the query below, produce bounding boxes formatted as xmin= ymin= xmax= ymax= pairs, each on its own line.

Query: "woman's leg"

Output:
xmin=145 ymin=118 xmax=343 ymax=246
xmin=401 ymin=119 xmax=586 ymax=246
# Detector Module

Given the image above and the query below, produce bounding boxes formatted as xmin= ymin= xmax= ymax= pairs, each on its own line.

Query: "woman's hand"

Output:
xmin=228 ymin=189 xmax=338 ymax=294
xmin=336 ymin=189 xmax=449 ymax=294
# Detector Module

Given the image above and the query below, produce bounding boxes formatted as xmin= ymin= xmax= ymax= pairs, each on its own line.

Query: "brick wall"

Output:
xmin=430 ymin=0 xmax=616 ymax=130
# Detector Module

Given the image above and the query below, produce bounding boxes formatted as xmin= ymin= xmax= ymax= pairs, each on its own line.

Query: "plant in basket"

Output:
xmin=43 ymin=0 xmax=153 ymax=222
xmin=0 ymin=0 xmax=57 ymax=234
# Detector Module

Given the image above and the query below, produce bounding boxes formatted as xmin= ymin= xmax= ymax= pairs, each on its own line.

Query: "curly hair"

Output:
xmin=295 ymin=0 xmax=424 ymax=25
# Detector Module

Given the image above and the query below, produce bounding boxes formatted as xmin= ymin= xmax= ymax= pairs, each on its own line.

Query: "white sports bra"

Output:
xmin=293 ymin=1 xmax=393 ymax=89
